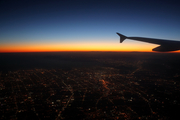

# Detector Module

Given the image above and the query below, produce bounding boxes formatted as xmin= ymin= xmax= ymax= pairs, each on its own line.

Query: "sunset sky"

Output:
xmin=1 ymin=0 xmax=180 ymax=52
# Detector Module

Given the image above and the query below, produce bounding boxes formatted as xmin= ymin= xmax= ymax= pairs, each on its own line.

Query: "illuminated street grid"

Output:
xmin=0 ymin=59 xmax=180 ymax=120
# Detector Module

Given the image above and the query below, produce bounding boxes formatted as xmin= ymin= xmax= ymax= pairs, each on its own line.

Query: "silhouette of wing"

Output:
xmin=117 ymin=32 xmax=180 ymax=52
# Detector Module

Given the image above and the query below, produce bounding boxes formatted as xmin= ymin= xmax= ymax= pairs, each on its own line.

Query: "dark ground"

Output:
xmin=0 ymin=52 xmax=180 ymax=119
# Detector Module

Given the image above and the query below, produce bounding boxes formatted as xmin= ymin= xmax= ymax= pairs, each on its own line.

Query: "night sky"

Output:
xmin=1 ymin=0 xmax=180 ymax=52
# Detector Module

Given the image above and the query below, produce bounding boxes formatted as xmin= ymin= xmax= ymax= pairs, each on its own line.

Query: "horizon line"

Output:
xmin=0 ymin=50 xmax=180 ymax=53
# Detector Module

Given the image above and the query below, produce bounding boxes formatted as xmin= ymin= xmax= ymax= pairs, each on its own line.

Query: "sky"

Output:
xmin=0 ymin=0 xmax=180 ymax=52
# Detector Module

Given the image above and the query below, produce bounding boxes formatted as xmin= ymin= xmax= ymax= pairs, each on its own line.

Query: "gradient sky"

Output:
xmin=1 ymin=0 xmax=180 ymax=52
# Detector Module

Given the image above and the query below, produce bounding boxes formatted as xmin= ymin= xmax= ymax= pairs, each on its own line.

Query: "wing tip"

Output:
xmin=116 ymin=32 xmax=127 ymax=43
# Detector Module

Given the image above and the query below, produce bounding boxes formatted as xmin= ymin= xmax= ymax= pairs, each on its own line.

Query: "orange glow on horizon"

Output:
xmin=0 ymin=41 xmax=180 ymax=53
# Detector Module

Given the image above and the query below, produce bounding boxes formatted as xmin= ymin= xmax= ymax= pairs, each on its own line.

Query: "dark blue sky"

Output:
xmin=1 ymin=0 xmax=180 ymax=52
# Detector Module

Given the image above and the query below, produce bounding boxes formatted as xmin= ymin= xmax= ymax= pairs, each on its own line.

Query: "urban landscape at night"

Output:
xmin=0 ymin=52 xmax=180 ymax=119
xmin=1 ymin=0 xmax=180 ymax=119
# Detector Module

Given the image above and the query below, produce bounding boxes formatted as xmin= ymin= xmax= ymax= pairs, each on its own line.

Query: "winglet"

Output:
xmin=116 ymin=32 xmax=127 ymax=43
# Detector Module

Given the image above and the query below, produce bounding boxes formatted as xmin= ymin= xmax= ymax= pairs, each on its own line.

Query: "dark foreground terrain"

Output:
xmin=0 ymin=52 xmax=180 ymax=119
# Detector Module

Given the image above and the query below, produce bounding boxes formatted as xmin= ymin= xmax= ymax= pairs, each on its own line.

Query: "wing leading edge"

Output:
xmin=116 ymin=32 xmax=180 ymax=52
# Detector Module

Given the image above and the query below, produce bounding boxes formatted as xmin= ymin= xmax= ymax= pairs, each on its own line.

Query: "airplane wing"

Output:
xmin=116 ymin=32 xmax=180 ymax=52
